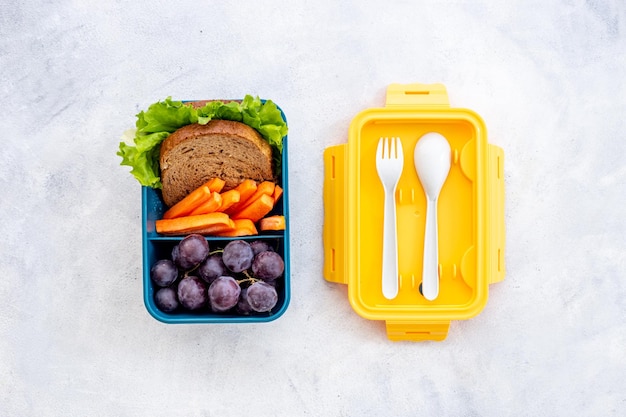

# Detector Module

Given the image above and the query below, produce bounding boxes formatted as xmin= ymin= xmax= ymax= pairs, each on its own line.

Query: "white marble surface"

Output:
xmin=2 ymin=1 xmax=625 ymax=415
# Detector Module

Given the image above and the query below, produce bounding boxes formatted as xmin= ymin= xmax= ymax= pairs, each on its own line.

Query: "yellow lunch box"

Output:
xmin=323 ymin=83 xmax=506 ymax=341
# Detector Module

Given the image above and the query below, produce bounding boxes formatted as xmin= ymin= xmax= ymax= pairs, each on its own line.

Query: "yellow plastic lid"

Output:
xmin=323 ymin=83 xmax=505 ymax=341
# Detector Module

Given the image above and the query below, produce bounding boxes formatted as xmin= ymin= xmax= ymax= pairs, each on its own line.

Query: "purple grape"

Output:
xmin=250 ymin=240 xmax=272 ymax=256
xmin=197 ymin=253 xmax=226 ymax=285
xmin=154 ymin=287 xmax=179 ymax=312
xmin=177 ymin=276 xmax=208 ymax=310
xmin=208 ymin=276 xmax=241 ymax=312
xmin=154 ymin=287 xmax=178 ymax=313
xmin=251 ymin=251 xmax=284 ymax=281
xmin=172 ymin=234 xmax=209 ymax=271
xmin=236 ymin=288 xmax=253 ymax=315
xmin=222 ymin=240 xmax=254 ymax=273
xmin=150 ymin=259 xmax=178 ymax=287
xmin=246 ymin=281 xmax=278 ymax=312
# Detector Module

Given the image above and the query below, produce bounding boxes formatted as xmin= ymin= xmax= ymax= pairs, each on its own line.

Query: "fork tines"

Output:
xmin=377 ymin=137 xmax=403 ymax=160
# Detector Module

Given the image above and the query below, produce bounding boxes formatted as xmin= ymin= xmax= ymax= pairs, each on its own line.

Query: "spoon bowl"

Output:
xmin=414 ymin=132 xmax=451 ymax=301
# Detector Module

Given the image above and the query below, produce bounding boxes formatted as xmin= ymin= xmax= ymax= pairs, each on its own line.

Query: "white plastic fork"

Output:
xmin=375 ymin=137 xmax=404 ymax=300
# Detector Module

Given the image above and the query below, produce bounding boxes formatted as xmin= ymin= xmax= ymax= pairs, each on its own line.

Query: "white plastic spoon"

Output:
xmin=413 ymin=133 xmax=451 ymax=301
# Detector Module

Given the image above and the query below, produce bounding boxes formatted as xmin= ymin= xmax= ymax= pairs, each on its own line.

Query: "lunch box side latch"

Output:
xmin=385 ymin=83 xmax=450 ymax=108
xmin=385 ymin=320 xmax=451 ymax=342
xmin=487 ymin=144 xmax=506 ymax=284
xmin=323 ymin=144 xmax=348 ymax=284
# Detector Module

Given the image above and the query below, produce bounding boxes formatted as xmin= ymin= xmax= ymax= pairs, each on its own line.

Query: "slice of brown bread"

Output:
xmin=159 ymin=119 xmax=274 ymax=207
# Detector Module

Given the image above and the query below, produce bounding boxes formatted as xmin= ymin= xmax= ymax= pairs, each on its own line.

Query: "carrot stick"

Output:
xmin=272 ymin=185 xmax=283 ymax=203
xmin=259 ymin=215 xmax=286 ymax=231
xmin=155 ymin=212 xmax=232 ymax=235
xmin=226 ymin=181 xmax=275 ymax=215
xmin=234 ymin=179 xmax=258 ymax=201
xmin=224 ymin=180 xmax=258 ymax=215
xmin=162 ymin=185 xmax=212 ymax=219
xmin=205 ymin=177 xmax=226 ymax=193
xmin=161 ymin=178 xmax=226 ymax=219
xmin=245 ymin=181 xmax=275 ymax=205
xmin=231 ymin=193 xmax=274 ymax=222
xmin=186 ymin=219 xmax=235 ymax=236
xmin=216 ymin=189 xmax=240 ymax=212
xmin=214 ymin=219 xmax=258 ymax=237
xmin=188 ymin=192 xmax=222 ymax=216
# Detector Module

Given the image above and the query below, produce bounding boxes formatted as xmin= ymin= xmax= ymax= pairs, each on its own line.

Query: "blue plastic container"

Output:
xmin=141 ymin=102 xmax=290 ymax=323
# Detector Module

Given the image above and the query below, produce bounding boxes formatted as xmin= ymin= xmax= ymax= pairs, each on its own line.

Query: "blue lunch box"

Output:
xmin=140 ymin=101 xmax=290 ymax=323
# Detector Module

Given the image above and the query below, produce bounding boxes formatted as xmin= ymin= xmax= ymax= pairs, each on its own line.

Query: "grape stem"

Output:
xmin=237 ymin=270 xmax=259 ymax=285
xmin=181 ymin=250 xmax=222 ymax=277
xmin=181 ymin=257 xmax=208 ymax=277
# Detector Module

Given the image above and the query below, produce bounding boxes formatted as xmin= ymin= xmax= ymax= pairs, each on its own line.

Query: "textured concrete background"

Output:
xmin=1 ymin=1 xmax=625 ymax=416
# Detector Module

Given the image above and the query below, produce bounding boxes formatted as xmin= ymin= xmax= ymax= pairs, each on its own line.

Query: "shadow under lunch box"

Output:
xmin=323 ymin=83 xmax=505 ymax=341
xmin=142 ymin=100 xmax=290 ymax=324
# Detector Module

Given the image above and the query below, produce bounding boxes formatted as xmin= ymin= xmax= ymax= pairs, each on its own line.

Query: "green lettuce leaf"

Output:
xmin=117 ymin=95 xmax=287 ymax=188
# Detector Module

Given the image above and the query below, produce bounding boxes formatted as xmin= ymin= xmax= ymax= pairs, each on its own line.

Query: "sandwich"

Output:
xmin=117 ymin=95 xmax=288 ymax=207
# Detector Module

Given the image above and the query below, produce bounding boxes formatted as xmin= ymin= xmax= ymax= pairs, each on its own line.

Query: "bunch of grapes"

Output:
xmin=150 ymin=234 xmax=284 ymax=315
